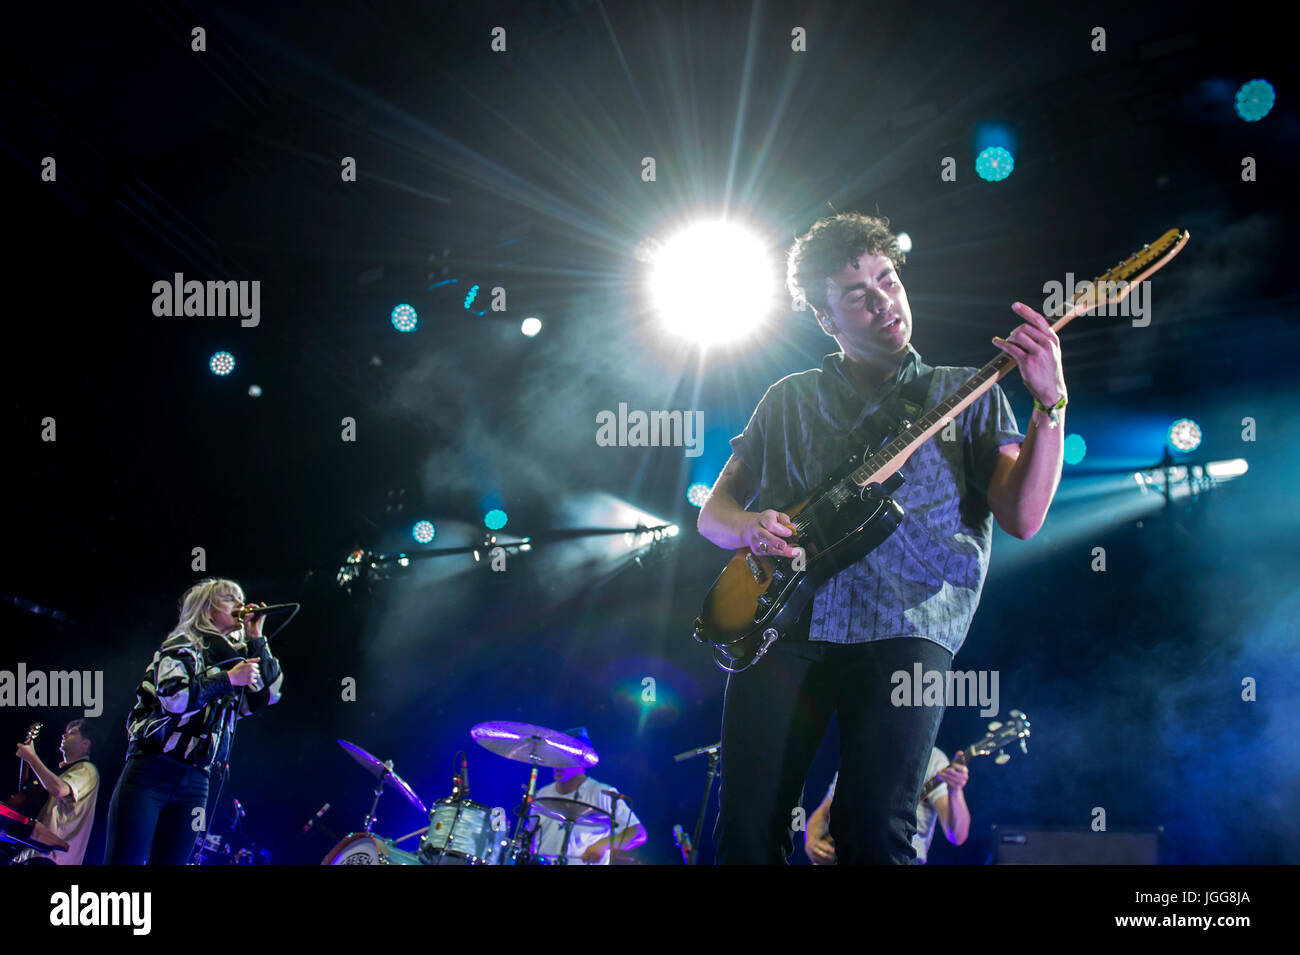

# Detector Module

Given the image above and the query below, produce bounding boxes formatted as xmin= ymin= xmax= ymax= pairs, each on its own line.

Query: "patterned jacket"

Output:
xmin=124 ymin=630 xmax=283 ymax=770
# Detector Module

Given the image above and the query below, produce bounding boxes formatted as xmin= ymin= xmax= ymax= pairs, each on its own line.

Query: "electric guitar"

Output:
xmin=692 ymin=228 xmax=1191 ymax=672
xmin=919 ymin=709 xmax=1030 ymax=803
xmin=6 ymin=722 xmax=45 ymax=818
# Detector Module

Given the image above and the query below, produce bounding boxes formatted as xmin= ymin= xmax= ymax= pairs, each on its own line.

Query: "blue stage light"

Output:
xmin=209 ymin=351 xmax=235 ymax=375
xmin=391 ymin=304 xmax=419 ymax=332
xmin=464 ymin=285 xmax=480 ymax=309
xmin=484 ymin=509 xmax=508 ymax=530
xmin=687 ymin=483 xmax=711 ymax=507
xmin=1168 ymin=419 xmax=1202 ymax=452
xmin=1235 ymin=79 xmax=1275 ymax=122
xmin=412 ymin=520 xmax=436 ymax=543
xmin=976 ymin=147 xmax=1015 ymax=182
xmin=1064 ymin=433 xmax=1087 ymax=465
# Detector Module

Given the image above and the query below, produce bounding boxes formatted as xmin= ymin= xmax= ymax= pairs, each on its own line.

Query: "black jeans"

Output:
xmin=103 ymin=755 xmax=210 ymax=865
xmin=714 ymin=632 xmax=952 ymax=864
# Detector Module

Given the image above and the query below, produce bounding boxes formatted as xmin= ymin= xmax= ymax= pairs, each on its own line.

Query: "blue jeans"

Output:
xmin=103 ymin=755 xmax=210 ymax=865
xmin=714 ymin=633 xmax=951 ymax=864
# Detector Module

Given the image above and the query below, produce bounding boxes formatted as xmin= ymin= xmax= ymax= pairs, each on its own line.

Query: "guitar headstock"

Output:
xmin=964 ymin=709 xmax=1030 ymax=766
xmin=23 ymin=721 xmax=44 ymax=745
xmin=1069 ymin=228 xmax=1189 ymax=316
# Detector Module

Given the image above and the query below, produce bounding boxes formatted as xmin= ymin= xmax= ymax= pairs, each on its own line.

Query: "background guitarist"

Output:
xmin=804 ymin=748 xmax=970 ymax=865
xmin=11 ymin=719 xmax=100 ymax=865
xmin=698 ymin=211 xmax=1064 ymax=863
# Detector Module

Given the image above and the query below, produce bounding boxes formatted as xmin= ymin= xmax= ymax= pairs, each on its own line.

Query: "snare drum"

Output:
xmin=419 ymin=798 xmax=500 ymax=865
xmin=322 ymin=832 xmax=421 ymax=866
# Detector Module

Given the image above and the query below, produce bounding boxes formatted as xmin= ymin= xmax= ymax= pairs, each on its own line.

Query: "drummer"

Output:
xmin=529 ymin=727 xmax=645 ymax=865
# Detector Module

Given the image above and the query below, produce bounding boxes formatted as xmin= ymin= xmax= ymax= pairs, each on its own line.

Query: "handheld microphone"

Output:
xmin=301 ymin=802 xmax=331 ymax=834
xmin=235 ymin=602 xmax=299 ymax=620
xmin=672 ymin=824 xmax=693 ymax=864
xmin=602 ymin=789 xmax=626 ymax=800
xmin=461 ymin=754 xmax=470 ymax=798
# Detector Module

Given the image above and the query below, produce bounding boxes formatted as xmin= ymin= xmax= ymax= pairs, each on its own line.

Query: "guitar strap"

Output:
xmin=847 ymin=362 xmax=935 ymax=452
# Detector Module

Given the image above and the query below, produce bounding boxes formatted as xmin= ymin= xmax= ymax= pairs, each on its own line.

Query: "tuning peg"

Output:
xmin=1020 ymin=739 xmax=1029 ymax=754
xmin=994 ymin=753 xmax=1011 ymax=765
xmin=986 ymin=721 xmax=1002 ymax=731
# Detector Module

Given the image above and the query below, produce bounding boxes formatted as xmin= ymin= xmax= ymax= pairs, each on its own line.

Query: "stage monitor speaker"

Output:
xmin=992 ymin=825 xmax=1163 ymax=864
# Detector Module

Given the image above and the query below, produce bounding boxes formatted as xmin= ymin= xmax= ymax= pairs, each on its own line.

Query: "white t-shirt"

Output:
xmin=529 ymin=777 xmax=641 ymax=865
xmin=15 ymin=760 xmax=100 ymax=866
xmin=825 ymin=748 xmax=950 ymax=863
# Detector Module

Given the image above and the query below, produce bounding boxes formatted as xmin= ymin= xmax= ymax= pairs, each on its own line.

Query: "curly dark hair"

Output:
xmin=786 ymin=212 xmax=907 ymax=316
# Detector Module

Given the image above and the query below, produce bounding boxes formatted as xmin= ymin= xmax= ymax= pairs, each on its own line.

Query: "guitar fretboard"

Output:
xmin=848 ymin=351 xmax=1018 ymax=487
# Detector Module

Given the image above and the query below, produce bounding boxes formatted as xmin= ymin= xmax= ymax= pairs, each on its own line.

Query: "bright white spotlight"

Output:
xmin=1207 ymin=458 xmax=1248 ymax=479
xmin=649 ymin=221 xmax=775 ymax=345
xmin=1168 ymin=419 xmax=1202 ymax=452
xmin=521 ymin=317 xmax=542 ymax=337
xmin=896 ymin=232 xmax=913 ymax=254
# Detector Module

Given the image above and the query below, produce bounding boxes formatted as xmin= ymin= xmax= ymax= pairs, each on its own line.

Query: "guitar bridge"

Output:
xmin=745 ymin=554 xmax=763 ymax=582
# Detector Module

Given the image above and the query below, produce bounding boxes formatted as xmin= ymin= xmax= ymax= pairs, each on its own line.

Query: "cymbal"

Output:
xmin=336 ymin=739 xmax=428 ymax=814
xmin=531 ymin=797 xmax=610 ymax=826
xmin=470 ymin=721 xmax=599 ymax=769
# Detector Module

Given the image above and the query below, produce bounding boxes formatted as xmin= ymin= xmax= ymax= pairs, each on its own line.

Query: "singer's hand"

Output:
xmin=228 ymin=659 xmax=261 ymax=688
xmin=241 ymin=602 xmax=267 ymax=640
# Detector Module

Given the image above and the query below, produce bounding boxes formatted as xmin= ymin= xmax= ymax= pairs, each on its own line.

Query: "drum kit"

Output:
xmin=320 ymin=720 xmax=613 ymax=866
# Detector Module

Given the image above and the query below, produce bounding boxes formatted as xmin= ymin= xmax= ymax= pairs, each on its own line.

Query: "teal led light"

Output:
xmin=975 ymin=147 xmax=1015 ymax=182
xmin=1234 ymin=80 xmax=1275 ymax=122
xmin=1063 ymin=433 xmax=1087 ymax=465
xmin=391 ymin=304 xmax=418 ymax=332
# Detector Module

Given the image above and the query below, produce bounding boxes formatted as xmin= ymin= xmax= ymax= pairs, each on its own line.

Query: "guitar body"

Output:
xmin=692 ymin=451 xmax=907 ymax=673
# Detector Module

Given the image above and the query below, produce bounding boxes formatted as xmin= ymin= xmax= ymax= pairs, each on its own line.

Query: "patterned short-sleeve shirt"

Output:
xmin=729 ymin=344 xmax=1023 ymax=656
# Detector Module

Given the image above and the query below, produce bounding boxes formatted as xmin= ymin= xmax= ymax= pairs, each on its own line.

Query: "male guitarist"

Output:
xmin=698 ymin=212 xmax=1064 ymax=863
xmin=12 ymin=719 xmax=100 ymax=865
xmin=805 ymin=748 xmax=969 ymax=864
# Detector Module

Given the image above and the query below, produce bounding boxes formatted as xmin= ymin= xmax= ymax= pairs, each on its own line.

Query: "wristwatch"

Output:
xmin=1032 ymin=393 xmax=1067 ymax=429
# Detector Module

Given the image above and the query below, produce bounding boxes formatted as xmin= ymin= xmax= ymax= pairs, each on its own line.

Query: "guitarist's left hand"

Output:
xmin=15 ymin=743 xmax=36 ymax=765
xmin=937 ymin=755 xmax=968 ymax=793
xmin=993 ymin=302 xmax=1067 ymax=407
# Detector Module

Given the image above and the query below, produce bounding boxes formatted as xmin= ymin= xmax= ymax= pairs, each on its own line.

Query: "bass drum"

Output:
xmin=322 ymin=832 xmax=421 ymax=866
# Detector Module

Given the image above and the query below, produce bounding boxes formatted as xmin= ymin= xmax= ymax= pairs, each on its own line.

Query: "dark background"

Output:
xmin=2 ymin=0 xmax=1296 ymax=866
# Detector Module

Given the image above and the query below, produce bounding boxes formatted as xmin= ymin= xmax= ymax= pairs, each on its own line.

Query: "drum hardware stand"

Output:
xmin=504 ymin=758 xmax=543 ymax=864
xmin=362 ymin=760 xmax=395 ymax=833
xmin=426 ymin=776 xmax=470 ymax=865
xmin=607 ymin=793 xmax=627 ymax=864
xmin=557 ymin=819 xmax=576 ymax=865
xmin=675 ymin=740 xmax=721 ymax=865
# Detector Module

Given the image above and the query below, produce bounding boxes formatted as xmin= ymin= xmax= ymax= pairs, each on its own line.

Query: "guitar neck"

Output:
xmin=855 ymin=227 xmax=1189 ymax=488
xmin=919 ymin=750 xmax=970 ymax=801
xmin=854 ymin=309 xmax=1078 ymax=488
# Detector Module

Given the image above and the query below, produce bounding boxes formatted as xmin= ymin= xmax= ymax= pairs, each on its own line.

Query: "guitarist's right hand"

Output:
xmin=742 ymin=510 xmax=801 ymax=560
